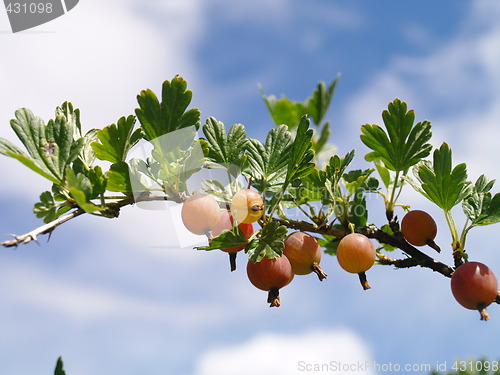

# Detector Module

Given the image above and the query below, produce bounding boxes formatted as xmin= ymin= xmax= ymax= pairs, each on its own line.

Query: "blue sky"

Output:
xmin=2 ymin=1 xmax=500 ymax=374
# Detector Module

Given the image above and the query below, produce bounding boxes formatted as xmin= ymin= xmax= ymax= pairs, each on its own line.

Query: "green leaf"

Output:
xmin=306 ymin=76 xmax=339 ymax=126
xmin=91 ymin=115 xmax=142 ymax=164
xmin=261 ymin=76 xmax=339 ymax=129
xmin=246 ymin=222 xmax=287 ymax=263
xmin=261 ymin=91 xmax=307 ymax=129
xmin=245 ymin=125 xmax=292 ymax=191
xmin=285 ymin=115 xmax=315 ymax=183
xmin=57 ymin=102 xmax=82 ymax=140
xmin=33 ymin=191 xmax=72 ymax=223
xmin=0 ymin=105 xmax=85 ymax=184
xmin=296 ymin=168 xmax=327 ymax=204
xmin=348 ymin=191 xmax=368 ymax=227
xmin=463 ymin=175 xmax=500 ymax=226
xmin=318 ymin=233 xmax=340 ymax=256
xmin=54 ymin=356 xmax=66 ymax=375
xmin=65 ymin=167 xmax=103 ymax=213
xmin=412 ymin=143 xmax=471 ymax=211
xmin=313 ymin=121 xmax=331 ymax=154
xmin=342 ymin=168 xmax=375 ymax=195
xmin=135 ymin=76 xmax=201 ymax=141
xmin=87 ymin=166 xmax=107 ymax=199
xmin=196 ymin=226 xmax=249 ymax=251
xmin=326 ymin=151 xmax=355 ymax=184
xmin=374 ymin=161 xmax=391 ymax=190
xmin=106 ymin=162 xmax=133 ymax=193
xmin=72 ymin=129 xmax=99 ymax=174
xmin=379 ymin=224 xmax=397 ymax=252
xmin=202 ymin=118 xmax=248 ymax=175
xmin=360 ymin=99 xmax=432 ymax=172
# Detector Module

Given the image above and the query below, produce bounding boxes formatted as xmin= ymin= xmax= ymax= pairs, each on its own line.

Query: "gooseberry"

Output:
xmin=451 ymin=261 xmax=498 ymax=320
xmin=401 ymin=210 xmax=440 ymax=252
xmin=231 ymin=189 xmax=264 ymax=224
xmin=181 ymin=193 xmax=221 ymax=236
xmin=283 ymin=231 xmax=327 ymax=281
xmin=246 ymin=255 xmax=294 ymax=307
xmin=336 ymin=233 xmax=376 ymax=290
xmin=212 ymin=210 xmax=254 ymax=271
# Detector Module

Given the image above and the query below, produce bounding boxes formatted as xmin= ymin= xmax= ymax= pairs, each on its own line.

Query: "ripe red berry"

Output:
xmin=451 ymin=261 xmax=498 ymax=320
xmin=401 ymin=210 xmax=440 ymax=251
xmin=231 ymin=189 xmax=264 ymax=224
xmin=246 ymin=255 xmax=294 ymax=307
xmin=283 ymin=231 xmax=327 ymax=281
xmin=212 ymin=210 xmax=254 ymax=271
xmin=337 ymin=233 xmax=376 ymax=290
xmin=181 ymin=193 xmax=220 ymax=236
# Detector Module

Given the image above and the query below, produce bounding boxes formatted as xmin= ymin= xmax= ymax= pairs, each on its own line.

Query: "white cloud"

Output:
xmin=193 ymin=329 xmax=373 ymax=375
xmin=342 ymin=0 xmax=500 ymax=181
xmin=0 ymin=260 xmax=229 ymax=328
xmin=0 ymin=0 xmax=202 ymax=196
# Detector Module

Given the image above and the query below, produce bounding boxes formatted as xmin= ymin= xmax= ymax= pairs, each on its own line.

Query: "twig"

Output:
xmin=1 ymin=192 xmax=170 ymax=248
xmin=272 ymin=217 xmax=455 ymax=277
xmin=2 ymin=208 xmax=85 ymax=247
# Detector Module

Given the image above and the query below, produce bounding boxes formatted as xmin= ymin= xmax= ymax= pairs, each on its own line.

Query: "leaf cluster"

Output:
xmin=261 ymin=76 xmax=339 ymax=165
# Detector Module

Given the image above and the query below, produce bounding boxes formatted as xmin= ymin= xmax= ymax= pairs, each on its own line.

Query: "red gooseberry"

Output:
xmin=283 ymin=231 xmax=327 ymax=281
xmin=246 ymin=255 xmax=294 ymax=307
xmin=336 ymin=233 xmax=376 ymax=290
xmin=401 ymin=210 xmax=440 ymax=252
xmin=212 ymin=210 xmax=254 ymax=271
xmin=451 ymin=261 xmax=498 ymax=320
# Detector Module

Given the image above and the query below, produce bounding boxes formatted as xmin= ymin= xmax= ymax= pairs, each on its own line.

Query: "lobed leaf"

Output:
xmin=202 ymin=118 xmax=248 ymax=175
xmin=33 ymin=191 xmax=72 ymax=223
xmin=135 ymin=76 xmax=200 ymax=141
xmin=91 ymin=115 xmax=142 ymax=164
xmin=245 ymin=125 xmax=292 ymax=190
xmin=463 ymin=175 xmax=500 ymax=226
xmin=54 ymin=356 xmax=67 ymax=375
xmin=306 ymin=76 xmax=339 ymax=126
xmin=106 ymin=162 xmax=133 ymax=193
xmin=261 ymin=93 xmax=307 ymax=129
xmin=1 ymin=105 xmax=85 ymax=184
xmin=413 ymin=143 xmax=471 ymax=211
xmin=360 ymin=99 xmax=432 ymax=172
xmin=246 ymin=222 xmax=287 ymax=263
xmin=196 ymin=226 xmax=249 ymax=251
xmin=285 ymin=115 xmax=315 ymax=183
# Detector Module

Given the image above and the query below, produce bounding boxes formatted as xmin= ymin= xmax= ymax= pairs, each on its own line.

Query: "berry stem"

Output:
xmin=358 ymin=272 xmax=371 ymax=290
xmin=478 ymin=305 xmax=490 ymax=321
xmin=426 ymin=238 xmax=441 ymax=253
xmin=312 ymin=263 xmax=328 ymax=281
xmin=267 ymin=288 xmax=281 ymax=307
xmin=228 ymin=253 xmax=237 ymax=272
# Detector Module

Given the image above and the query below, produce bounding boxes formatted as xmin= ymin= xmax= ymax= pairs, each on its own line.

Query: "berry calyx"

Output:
xmin=246 ymin=255 xmax=294 ymax=307
xmin=336 ymin=233 xmax=376 ymax=290
xmin=451 ymin=261 xmax=498 ymax=321
xmin=283 ymin=231 xmax=327 ymax=281
xmin=401 ymin=210 xmax=440 ymax=252
xmin=181 ymin=193 xmax=221 ymax=236
xmin=212 ymin=210 xmax=254 ymax=271
xmin=231 ymin=189 xmax=264 ymax=224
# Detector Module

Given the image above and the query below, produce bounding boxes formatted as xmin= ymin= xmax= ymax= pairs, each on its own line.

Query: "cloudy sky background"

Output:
xmin=1 ymin=1 xmax=500 ymax=374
